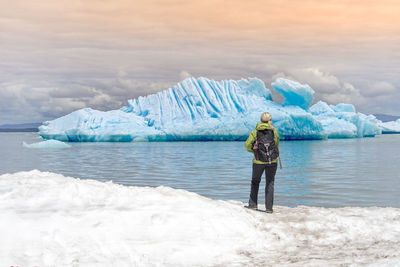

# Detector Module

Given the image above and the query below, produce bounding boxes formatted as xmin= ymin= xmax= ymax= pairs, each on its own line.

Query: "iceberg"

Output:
xmin=39 ymin=77 xmax=381 ymax=142
xmin=22 ymin=140 xmax=71 ymax=149
xmin=378 ymin=119 xmax=400 ymax=134
xmin=271 ymin=78 xmax=314 ymax=110
xmin=309 ymin=101 xmax=381 ymax=138
xmin=1 ymin=170 xmax=400 ymax=266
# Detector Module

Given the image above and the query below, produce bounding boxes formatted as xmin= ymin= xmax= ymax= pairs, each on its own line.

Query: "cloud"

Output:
xmin=179 ymin=70 xmax=192 ymax=80
xmin=0 ymin=0 xmax=399 ymax=124
xmin=0 ymin=81 xmax=89 ymax=123
xmin=49 ymin=85 xmax=98 ymax=98
xmin=355 ymin=81 xmax=400 ymax=114
xmin=362 ymin=81 xmax=397 ymax=97
xmin=0 ymin=75 xmax=176 ymax=124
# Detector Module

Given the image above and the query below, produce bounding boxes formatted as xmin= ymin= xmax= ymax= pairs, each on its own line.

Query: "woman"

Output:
xmin=244 ymin=112 xmax=280 ymax=213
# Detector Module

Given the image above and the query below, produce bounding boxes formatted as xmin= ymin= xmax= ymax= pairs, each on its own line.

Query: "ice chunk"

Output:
xmin=237 ymin=77 xmax=272 ymax=100
xmin=1 ymin=170 xmax=400 ymax=266
xmin=308 ymin=101 xmax=335 ymax=115
xmin=331 ymin=103 xmax=356 ymax=113
xmin=271 ymin=78 xmax=314 ymax=110
xmin=39 ymin=77 xmax=381 ymax=141
xmin=23 ymin=140 xmax=71 ymax=149
xmin=350 ymin=113 xmax=382 ymax=137
xmin=378 ymin=119 xmax=400 ymax=134
xmin=310 ymin=101 xmax=381 ymax=138
xmin=39 ymin=108 xmax=154 ymax=142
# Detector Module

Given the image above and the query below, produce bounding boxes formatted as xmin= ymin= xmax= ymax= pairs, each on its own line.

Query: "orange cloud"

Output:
xmin=0 ymin=0 xmax=399 ymax=123
xmin=2 ymin=0 xmax=399 ymax=41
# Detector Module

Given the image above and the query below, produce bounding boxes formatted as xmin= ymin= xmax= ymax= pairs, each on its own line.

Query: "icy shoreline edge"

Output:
xmin=1 ymin=170 xmax=400 ymax=266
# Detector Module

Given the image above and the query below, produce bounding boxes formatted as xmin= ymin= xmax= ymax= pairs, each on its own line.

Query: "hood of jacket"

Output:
xmin=255 ymin=122 xmax=274 ymax=131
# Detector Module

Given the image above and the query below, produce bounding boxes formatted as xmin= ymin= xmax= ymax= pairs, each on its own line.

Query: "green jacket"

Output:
xmin=245 ymin=123 xmax=280 ymax=164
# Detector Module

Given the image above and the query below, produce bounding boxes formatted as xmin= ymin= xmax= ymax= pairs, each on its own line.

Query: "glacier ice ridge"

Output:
xmin=39 ymin=77 xmax=385 ymax=142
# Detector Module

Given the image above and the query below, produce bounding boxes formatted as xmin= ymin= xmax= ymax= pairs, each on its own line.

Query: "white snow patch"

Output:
xmin=1 ymin=170 xmax=399 ymax=266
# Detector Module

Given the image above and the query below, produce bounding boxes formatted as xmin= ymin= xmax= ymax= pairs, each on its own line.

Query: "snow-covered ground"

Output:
xmin=1 ymin=170 xmax=399 ymax=266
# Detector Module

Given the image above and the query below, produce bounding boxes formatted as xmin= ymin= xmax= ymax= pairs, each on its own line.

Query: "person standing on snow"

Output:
xmin=244 ymin=112 xmax=280 ymax=213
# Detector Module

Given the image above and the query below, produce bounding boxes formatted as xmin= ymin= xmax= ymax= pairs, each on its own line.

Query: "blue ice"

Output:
xmin=39 ymin=77 xmax=382 ymax=142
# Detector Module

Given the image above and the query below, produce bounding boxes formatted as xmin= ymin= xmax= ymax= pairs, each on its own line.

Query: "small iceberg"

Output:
xmin=23 ymin=140 xmax=71 ymax=149
xmin=378 ymin=119 xmax=400 ymax=134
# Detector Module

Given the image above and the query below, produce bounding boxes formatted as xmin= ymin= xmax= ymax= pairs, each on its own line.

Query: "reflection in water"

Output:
xmin=1 ymin=133 xmax=399 ymax=207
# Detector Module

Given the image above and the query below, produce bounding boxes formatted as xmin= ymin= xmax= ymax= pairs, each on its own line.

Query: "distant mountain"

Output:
xmin=374 ymin=114 xmax=400 ymax=122
xmin=0 ymin=122 xmax=41 ymax=132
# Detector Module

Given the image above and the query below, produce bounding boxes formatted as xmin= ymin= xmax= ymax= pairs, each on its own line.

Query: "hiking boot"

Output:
xmin=244 ymin=205 xmax=257 ymax=210
xmin=265 ymin=209 xmax=273 ymax=213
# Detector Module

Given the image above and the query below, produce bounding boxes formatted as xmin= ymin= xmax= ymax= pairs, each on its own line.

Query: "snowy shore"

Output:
xmin=1 ymin=170 xmax=400 ymax=266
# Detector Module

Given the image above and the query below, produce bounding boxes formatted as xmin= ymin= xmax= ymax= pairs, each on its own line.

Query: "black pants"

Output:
xmin=249 ymin=163 xmax=277 ymax=210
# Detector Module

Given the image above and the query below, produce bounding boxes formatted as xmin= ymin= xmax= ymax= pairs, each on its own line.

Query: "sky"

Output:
xmin=0 ymin=0 xmax=399 ymax=124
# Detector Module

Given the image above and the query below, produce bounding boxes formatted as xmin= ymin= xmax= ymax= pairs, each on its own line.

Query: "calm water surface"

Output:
xmin=1 ymin=132 xmax=399 ymax=207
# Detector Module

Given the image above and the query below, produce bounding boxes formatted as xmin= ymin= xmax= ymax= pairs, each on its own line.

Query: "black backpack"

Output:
xmin=253 ymin=129 xmax=279 ymax=163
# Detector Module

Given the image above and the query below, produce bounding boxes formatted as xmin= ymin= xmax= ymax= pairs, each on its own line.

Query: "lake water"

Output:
xmin=1 ymin=132 xmax=399 ymax=207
